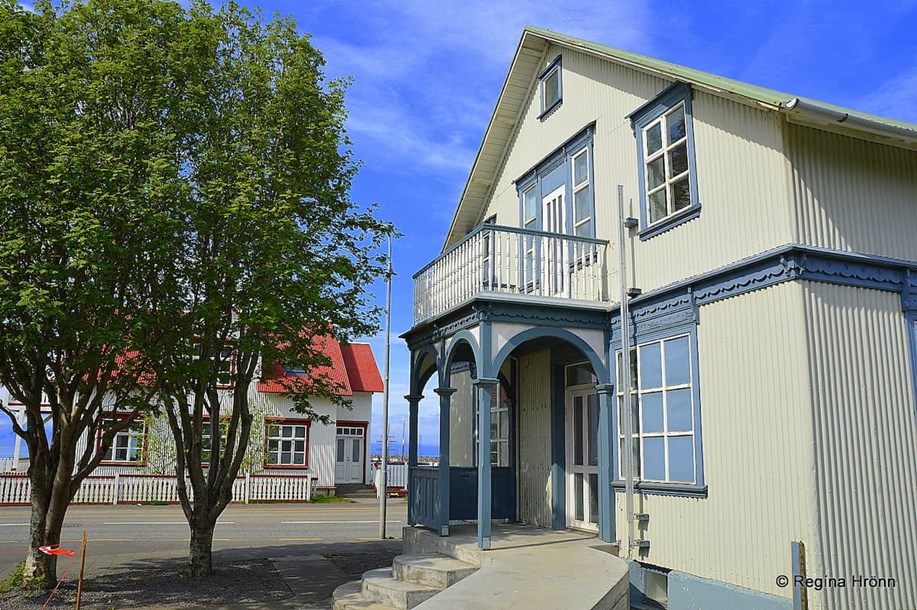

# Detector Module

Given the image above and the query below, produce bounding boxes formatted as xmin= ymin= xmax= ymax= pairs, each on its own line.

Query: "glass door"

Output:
xmin=566 ymin=387 xmax=599 ymax=531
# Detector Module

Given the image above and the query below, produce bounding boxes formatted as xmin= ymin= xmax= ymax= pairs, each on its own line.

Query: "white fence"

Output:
xmin=0 ymin=473 xmax=313 ymax=505
xmin=413 ymin=224 xmax=608 ymax=324
xmin=374 ymin=462 xmax=409 ymax=497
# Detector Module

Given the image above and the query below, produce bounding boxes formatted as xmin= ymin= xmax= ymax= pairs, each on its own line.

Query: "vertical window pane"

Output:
xmin=352 ymin=439 xmax=361 ymax=462
xmin=649 ymin=190 xmax=667 ymax=223
xmin=573 ymin=150 xmax=589 ymax=185
xmin=667 ymin=105 xmax=686 ymax=144
xmin=575 ymin=220 xmax=592 ymax=238
xmin=588 ymin=473 xmax=598 ymax=524
xmin=575 ymin=473 xmax=584 ymax=521
xmin=524 ymin=188 xmax=537 ymax=221
xmin=669 ymin=143 xmax=688 ymax=176
xmin=544 ymin=69 xmax=559 ymax=107
xmin=574 ymin=397 xmax=584 ymax=466
xmin=336 ymin=439 xmax=344 ymax=462
xmin=667 ymin=389 xmax=693 ymax=432
xmin=664 ymin=337 xmax=691 ymax=385
xmin=645 ymin=122 xmax=662 ymax=154
xmin=587 ymin=394 xmax=598 ymax=467
xmin=668 ymin=436 xmax=695 ymax=482
xmin=643 ymin=438 xmax=665 ymax=481
xmin=641 ymin=392 xmax=664 ymax=433
xmin=619 ymin=438 xmax=641 ymax=478
xmin=574 ymin=185 xmax=592 ymax=221
xmin=647 ymin=157 xmax=665 ymax=191
xmin=672 ymin=176 xmax=691 ymax=212
xmin=639 ymin=343 xmax=663 ymax=388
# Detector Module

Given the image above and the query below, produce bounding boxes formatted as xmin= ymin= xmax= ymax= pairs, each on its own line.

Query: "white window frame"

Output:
xmin=571 ymin=147 xmax=592 ymax=238
xmin=265 ymin=421 xmax=309 ymax=467
xmin=104 ymin=419 xmax=146 ymax=463
xmin=617 ymin=334 xmax=697 ymax=484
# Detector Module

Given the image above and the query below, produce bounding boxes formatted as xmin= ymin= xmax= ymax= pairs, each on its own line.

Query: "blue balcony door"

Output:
xmin=566 ymin=387 xmax=599 ymax=532
xmin=541 ymin=185 xmax=569 ymax=297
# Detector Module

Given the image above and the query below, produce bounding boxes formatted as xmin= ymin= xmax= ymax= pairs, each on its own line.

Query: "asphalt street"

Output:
xmin=0 ymin=497 xmax=408 ymax=579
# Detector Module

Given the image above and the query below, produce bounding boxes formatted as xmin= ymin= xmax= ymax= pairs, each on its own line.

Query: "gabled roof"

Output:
xmin=257 ymin=336 xmax=383 ymax=396
xmin=340 ymin=343 xmax=385 ymax=393
xmin=444 ymin=26 xmax=917 ymax=249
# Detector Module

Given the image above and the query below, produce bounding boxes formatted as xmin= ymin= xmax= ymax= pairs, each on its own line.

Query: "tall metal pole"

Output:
xmin=617 ymin=185 xmax=636 ymax=557
xmin=379 ymin=235 xmax=393 ymax=539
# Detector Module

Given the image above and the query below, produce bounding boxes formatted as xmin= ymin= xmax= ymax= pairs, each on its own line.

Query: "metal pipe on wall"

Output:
xmin=617 ymin=185 xmax=636 ymax=557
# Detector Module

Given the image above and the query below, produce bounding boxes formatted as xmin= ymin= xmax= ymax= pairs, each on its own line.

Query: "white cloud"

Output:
xmin=858 ymin=66 xmax=917 ymax=124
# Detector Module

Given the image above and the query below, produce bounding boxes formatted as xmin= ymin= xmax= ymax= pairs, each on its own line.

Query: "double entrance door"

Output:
xmin=335 ymin=425 xmax=365 ymax=484
xmin=565 ymin=387 xmax=599 ymax=531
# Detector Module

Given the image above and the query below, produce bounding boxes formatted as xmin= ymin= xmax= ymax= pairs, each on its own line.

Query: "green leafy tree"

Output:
xmin=0 ymin=0 xmax=189 ymax=585
xmin=136 ymin=2 xmax=392 ymax=577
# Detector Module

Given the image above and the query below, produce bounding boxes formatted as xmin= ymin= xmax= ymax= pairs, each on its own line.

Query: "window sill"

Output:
xmin=639 ymin=204 xmax=701 ymax=241
xmin=612 ymin=480 xmax=707 ymax=498
xmin=263 ymin=464 xmax=310 ymax=470
xmin=538 ymin=98 xmax=562 ymax=120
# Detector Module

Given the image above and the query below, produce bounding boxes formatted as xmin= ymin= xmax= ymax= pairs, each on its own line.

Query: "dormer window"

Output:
xmin=539 ymin=56 xmax=562 ymax=117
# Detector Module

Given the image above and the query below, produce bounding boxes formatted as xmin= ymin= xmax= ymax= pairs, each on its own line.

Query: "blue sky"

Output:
xmin=13 ymin=0 xmax=917 ymax=456
xmin=235 ymin=0 xmax=917 ymax=455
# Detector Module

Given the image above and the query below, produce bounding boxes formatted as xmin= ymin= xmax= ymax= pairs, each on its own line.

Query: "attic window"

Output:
xmin=539 ymin=56 xmax=562 ymax=117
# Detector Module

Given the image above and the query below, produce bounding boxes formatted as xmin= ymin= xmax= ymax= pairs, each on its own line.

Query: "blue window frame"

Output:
xmin=538 ymin=56 xmax=563 ymax=118
xmin=515 ymin=126 xmax=594 ymax=238
xmin=613 ymin=325 xmax=706 ymax=497
xmin=630 ymin=82 xmax=700 ymax=240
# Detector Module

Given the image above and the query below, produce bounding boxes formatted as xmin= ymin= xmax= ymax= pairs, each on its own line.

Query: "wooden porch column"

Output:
xmin=434 ymin=387 xmax=456 ymax=536
xmin=595 ymin=383 xmax=616 ymax=543
xmin=474 ymin=377 xmax=499 ymax=550
xmin=405 ymin=393 xmax=423 ymax=526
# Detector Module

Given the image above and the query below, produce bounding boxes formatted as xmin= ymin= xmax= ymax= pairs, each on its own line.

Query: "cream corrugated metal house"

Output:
xmin=401 ymin=26 xmax=917 ymax=610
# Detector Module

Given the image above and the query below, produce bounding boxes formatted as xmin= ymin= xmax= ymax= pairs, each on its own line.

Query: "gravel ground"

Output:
xmin=0 ymin=558 xmax=292 ymax=609
xmin=321 ymin=549 xmax=402 ymax=580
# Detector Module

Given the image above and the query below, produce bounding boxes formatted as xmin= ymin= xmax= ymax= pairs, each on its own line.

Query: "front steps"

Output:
xmin=332 ymin=553 xmax=477 ymax=610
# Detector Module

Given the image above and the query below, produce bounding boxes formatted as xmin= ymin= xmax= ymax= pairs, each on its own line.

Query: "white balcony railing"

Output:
xmin=413 ymin=224 xmax=608 ymax=325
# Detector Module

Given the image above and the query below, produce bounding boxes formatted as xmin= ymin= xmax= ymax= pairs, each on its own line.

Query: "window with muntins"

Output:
xmin=266 ymin=421 xmax=308 ymax=467
xmin=617 ymin=334 xmax=698 ymax=485
xmin=631 ymin=82 xmax=700 ymax=239
xmin=539 ymin=56 xmax=562 ymax=116
xmin=103 ymin=420 xmax=145 ymax=463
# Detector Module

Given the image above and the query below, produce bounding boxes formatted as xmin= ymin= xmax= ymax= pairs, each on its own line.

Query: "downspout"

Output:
xmin=617 ymin=185 xmax=636 ymax=557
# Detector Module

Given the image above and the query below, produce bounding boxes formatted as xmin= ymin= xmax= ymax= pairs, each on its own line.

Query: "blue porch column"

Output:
xmin=595 ymin=383 xmax=616 ymax=543
xmin=474 ymin=377 xmax=499 ymax=550
xmin=405 ymin=393 xmax=423 ymax=526
xmin=434 ymin=386 xmax=456 ymax=536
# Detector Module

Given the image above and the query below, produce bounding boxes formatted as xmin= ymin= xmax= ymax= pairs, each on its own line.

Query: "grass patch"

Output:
xmin=309 ymin=495 xmax=356 ymax=504
xmin=0 ymin=561 xmax=49 ymax=593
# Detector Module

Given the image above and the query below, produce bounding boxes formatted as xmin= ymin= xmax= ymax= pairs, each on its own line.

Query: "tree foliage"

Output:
xmin=0 ymin=0 xmax=391 ymax=581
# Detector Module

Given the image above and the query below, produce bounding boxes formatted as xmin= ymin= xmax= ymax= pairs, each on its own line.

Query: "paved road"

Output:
xmin=0 ymin=497 xmax=408 ymax=579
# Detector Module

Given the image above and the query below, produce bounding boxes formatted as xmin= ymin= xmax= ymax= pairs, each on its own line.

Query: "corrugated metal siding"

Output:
xmin=789 ymin=124 xmax=917 ymax=259
xmin=478 ymin=45 xmax=794 ymax=299
xmin=615 ymin=282 xmax=821 ymax=605
xmin=516 ymin=349 xmax=553 ymax=527
xmin=802 ymin=282 xmax=917 ymax=610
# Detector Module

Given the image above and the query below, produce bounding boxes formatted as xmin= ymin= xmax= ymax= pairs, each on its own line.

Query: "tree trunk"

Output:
xmin=189 ymin=513 xmax=215 ymax=577
xmin=23 ymin=477 xmax=54 ymax=586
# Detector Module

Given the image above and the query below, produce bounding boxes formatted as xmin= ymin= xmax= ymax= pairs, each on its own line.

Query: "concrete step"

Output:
xmin=332 ymin=580 xmax=399 ymax=610
xmin=392 ymin=554 xmax=477 ymax=589
xmin=362 ymin=567 xmax=440 ymax=609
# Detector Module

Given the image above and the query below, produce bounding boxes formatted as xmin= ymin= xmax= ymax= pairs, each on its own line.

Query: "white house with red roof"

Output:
xmin=0 ymin=338 xmax=383 ymax=499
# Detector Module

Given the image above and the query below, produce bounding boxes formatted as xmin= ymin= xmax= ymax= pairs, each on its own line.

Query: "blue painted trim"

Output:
xmin=667 ymin=569 xmax=793 ymax=610
xmin=906 ymin=311 xmax=917 ymax=425
xmin=474 ymin=377 xmax=498 ymax=550
xmin=538 ymin=55 xmax=563 ymax=119
xmin=411 ymin=344 xmax=441 ymax=395
xmin=630 ymin=82 xmax=701 ymax=241
xmin=595 ymin=382 xmax=615 ymax=542
xmin=435 ymin=387 xmax=456 ymax=536
xmin=444 ymin=330 xmax=482 ymax=374
xmin=515 ymin=126 xmax=595 ymax=239
xmin=550 ymin=363 xmax=566 ymax=530
xmin=492 ymin=326 xmax=608 ymax=382
xmin=791 ymin=541 xmax=804 ymax=610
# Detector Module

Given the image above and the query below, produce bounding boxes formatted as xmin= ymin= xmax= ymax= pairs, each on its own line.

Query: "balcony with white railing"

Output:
xmin=413 ymin=224 xmax=609 ymax=325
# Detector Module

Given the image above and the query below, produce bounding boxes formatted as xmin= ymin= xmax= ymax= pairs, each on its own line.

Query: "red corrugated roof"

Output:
xmin=340 ymin=343 xmax=384 ymax=393
xmin=257 ymin=335 xmax=382 ymax=396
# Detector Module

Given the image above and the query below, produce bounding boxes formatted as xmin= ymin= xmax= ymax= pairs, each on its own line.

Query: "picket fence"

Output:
xmin=0 ymin=472 xmax=314 ymax=506
xmin=373 ymin=462 xmax=409 ymax=497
